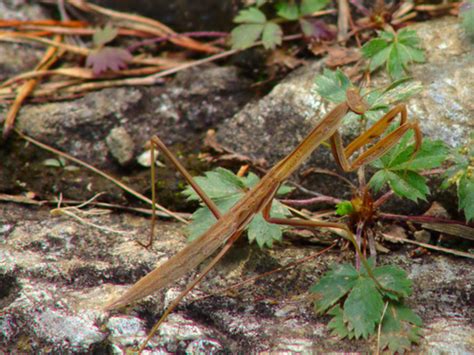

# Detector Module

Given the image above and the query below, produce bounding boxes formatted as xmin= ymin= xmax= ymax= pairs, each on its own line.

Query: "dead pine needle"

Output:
xmin=51 ymin=193 xmax=129 ymax=234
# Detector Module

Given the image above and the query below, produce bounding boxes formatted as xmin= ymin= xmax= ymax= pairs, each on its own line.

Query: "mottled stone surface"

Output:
xmin=0 ymin=203 xmax=472 ymax=353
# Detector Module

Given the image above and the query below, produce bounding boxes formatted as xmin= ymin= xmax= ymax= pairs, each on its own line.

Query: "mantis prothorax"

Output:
xmin=105 ymin=88 xmax=422 ymax=351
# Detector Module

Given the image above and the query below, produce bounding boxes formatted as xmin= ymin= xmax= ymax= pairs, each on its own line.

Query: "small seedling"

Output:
xmin=362 ymin=28 xmax=425 ymax=79
xmin=85 ymin=24 xmax=133 ymax=75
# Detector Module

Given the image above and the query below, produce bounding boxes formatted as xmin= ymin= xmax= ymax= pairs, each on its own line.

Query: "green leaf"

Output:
xmin=391 ymin=140 xmax=448 ymax=171
xmin=230 ymin=23 xmax=265 ymax=49
xmin=300 ymin=0 xmax=330 ymax=15
xmin=459 ymin=174 xmax=474 ymax=221
xmin=247 ymin=214 xmax=282 ymax=248
xmin=369 ymin=134 xmax=448 ymax=201
xmin=327 ymin=305 xmax=355 ymax=339
xmin=369 ymin=45 xmax=391 ymax=72
xmin=380 ymin=302 xmax=422 ymax=354
xmin=92 ymin=24 xmax=118 ymax=47
xmin=261 ymin=22 xmax=283 ymax=49
xmin=276 ymin=184 xmax=293 ymax=196
xmin=461 ymin=1 xmax=474 ymax=37
xmin=374 ymin=265 xmax=412 ymax=300
xmin=361 ymin=38 xmax=389 ymax=58
xmin=186 ymin=195 xmax=240 ymax=241
xmin=387 ymin=45 xmax=405 ymax=80
xmin=310 ymin=263 xmax=359 ymax=314
xmin=314 ymin=68 xmax=351 ymax=103
xmin=343 ymin=277 xmax=384 ymax=339
xmin=183 ymin=167 xmax=244 ymax=201
xmin=369 ymin=170 xmax=388 ymax=192
xmin=184 ymin=168 xmax=291 ymax=246
xmin=386 ymin=170 xmax=429 ymax=202
xmin=234 ymin=7 xmax=266 ymax=23
xmin=276 ymin=2 xmax=300 ymax=20
xmin=362 ymin=28 xmax=425 ymax=79
xmin=335 ymin=201 xmax=354 ymax=216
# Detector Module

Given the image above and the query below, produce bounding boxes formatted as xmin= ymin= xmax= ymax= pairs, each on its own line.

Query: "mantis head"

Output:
xmin=346 ymin=88 xmax=369 ymax=115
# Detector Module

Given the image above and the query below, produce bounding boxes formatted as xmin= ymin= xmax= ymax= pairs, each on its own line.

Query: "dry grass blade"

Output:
xmin=14 ymin=129 xmax=189 ymax=224
xmin=2 ymin=35 xmax=63 ymax=138
xmin=420 ymin=223 xmax=474 ymax=241
xmin=1 ymin=66 xmax=166 ymax=88
xmin=382 ymin=232 xmax=474 ymax=259
xmin=65 ymin=0 xmax=221 ymax=53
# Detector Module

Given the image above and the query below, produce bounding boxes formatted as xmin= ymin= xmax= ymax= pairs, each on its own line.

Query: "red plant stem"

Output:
xmin=373 ymin=191 xmax=394 ymax=208
xmin=279 ymin=195 xmax=342 ymax=207
xmin=128 ymin=31 xmax=228 ymax=52
xmin=379 ymin=213 xmax=470 ymax=226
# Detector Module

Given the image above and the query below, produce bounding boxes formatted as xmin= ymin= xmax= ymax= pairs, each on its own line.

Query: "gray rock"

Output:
xmin=215 ymin=16 xmax=473 ymax=201
xmin=0 ymin=203 xmax=472 ymax=353
xmin=11 ymin=65 xmax=252 ymax=170
xmin=106 ymin=126 xmax=136 ymax=166
xmin=0 ymin=1 xmax=50 ymax=81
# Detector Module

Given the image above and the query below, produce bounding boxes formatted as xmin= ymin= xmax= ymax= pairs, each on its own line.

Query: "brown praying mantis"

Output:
xmin=105 ymin=87 xmax=422 ymax=351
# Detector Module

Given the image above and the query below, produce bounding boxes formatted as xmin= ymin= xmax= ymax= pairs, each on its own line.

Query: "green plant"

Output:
xmin=460 ymin=0 xmax=474 ymax=38
xmin=230 ymin=0 xmax=331 ymax=50
xmin=310 ymin=260 xmax=422 ymax=353
xmin=361 ymin=28 xmax=425 ymax=79
xmin=183 ymin=167 xmax=293 ymax=247
xmin=442 ymin=133 xmax=474 ymax=221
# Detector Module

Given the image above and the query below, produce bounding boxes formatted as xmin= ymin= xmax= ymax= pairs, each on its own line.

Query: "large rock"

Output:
xmin=215 ymin=16 xmax=473 ymax=202
xmin=0 ymin=202 xmax=472 ymax=352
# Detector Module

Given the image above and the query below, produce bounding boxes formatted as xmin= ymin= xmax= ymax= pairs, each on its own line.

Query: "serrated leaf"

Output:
xmin=314 ymin=68 xmax=351 ymax=103
xmin=276 ymin=2 xmax=299 ymax=20
xmin=343 ymin=277 xmax=384 ymax=339
xmin=230 ymin=23 xmax=264 ymax=49
xmin=391 ymin=140 xmax=448 ymax=171
xmin=335 ymin=201 xmax=354 ymax=216
xmin=386 ymin=170 xmax=429 ymax=202
xmin=247 ymin=213 xmax=282 ymax=248
xmin=363 ymin=29 xmax=425 ymax=79
xmin=234 ymin=7 xmax=266 ymax=23
xmin=92 ymin=24 xmax=118 ymax=47
xmin=184 ymin=168 xmax=291 ymax=246
xmin=85 ymin=47 xmax=132 ymax=75
xmin=186 ymin=195 xmax=240 ymax=241
xmin=374 ymin=265 xmax=412 ymax=300
xmin=300 ymin=0 xmax=330 ymax=15
xmin=380 ymin=302 xmax=422 ymax=354
xmin=361 ymin=38 xmax=389 ymax=58
xmin=327 ymin=305 xmax=355 ymax=339
xmin=310 ymin=263 xmax=359 ymax=314
xmin=183 ymin=167 xmax=245 ymax=201
xmin=459 ymin=174 xmax=474 ymax=221
xmin=387 ymin=45 xmax=405 ymax=80
xmin=369 ymin=45 xmax=391 ymax=72
xmin=368 ymin=170 xmax=388 ymax=192
xmin=261 ymin=22 xmax=283 ymax=49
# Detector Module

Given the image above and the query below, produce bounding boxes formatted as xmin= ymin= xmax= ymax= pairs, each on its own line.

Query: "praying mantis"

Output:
xmin=105 ymin=87 xmax=422 ymax=351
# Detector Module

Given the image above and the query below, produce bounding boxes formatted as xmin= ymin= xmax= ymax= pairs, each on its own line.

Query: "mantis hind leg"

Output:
xmin=260 ymin=200 xmax=385 ymax=292
xmin=139 ymin=136 xmax=223 ymax=248
xmin=329 ymin=105 xmax=422 ymax=172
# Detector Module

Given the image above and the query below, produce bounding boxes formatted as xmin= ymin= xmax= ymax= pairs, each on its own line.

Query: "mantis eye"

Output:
xmin=346 ymin=88 xmax=369 ymax=115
